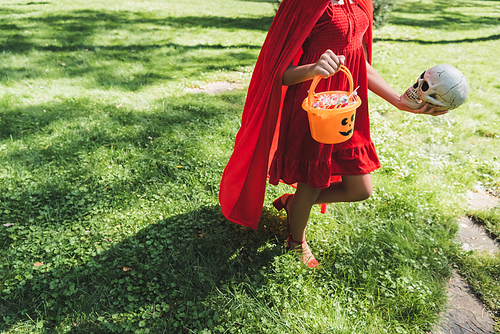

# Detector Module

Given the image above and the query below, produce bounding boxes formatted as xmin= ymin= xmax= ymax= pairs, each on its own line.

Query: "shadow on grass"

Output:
xmin=374 ymin=34 xmax=500 ymax=45
xmin=390 ymin=0 xmax=500 ymax=30
xmin=0 ymin=86 xmax=243 ymax=225
xmin=0 ymin=9 xmax=272 ymax=52
xmin=0 ymin=88 xmax=244 ymax=141
xmin=0 ymin=90 xmax=245 ymax=226
xmin=0 ymin=8 xmax=263 ymax=91
xmin=0 ymin=205 xmax=286 ymax=333
xmin=0 ymin=9 xmax=273 ymax=55
xmin=8 ymin=1 xmax=52 ymax=4
xmin=0 ymin=45 xmax=257 ymax=92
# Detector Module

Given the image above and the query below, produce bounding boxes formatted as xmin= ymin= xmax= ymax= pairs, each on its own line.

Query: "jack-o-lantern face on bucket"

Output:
xmin=339 ymin=114 xmax=355 ymax=136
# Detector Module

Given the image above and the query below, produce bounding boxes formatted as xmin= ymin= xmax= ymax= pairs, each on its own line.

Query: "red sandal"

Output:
xmin=273 ymin=193 xmax=293 ymax=229
xmin=274 ymin=194 xmax=319 ymax=268
xmin=286 ymin=234 xmax=319 ymax=269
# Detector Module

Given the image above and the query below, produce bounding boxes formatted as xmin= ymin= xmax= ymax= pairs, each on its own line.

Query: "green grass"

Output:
xmin=469 ymin=206 xmax=500 ymax=241
xmin=0 ymin=0 xmax=499 ymax=333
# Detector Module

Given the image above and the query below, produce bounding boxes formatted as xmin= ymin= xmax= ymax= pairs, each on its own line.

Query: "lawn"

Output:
xmin=0 ymin=0 xmax=499 ymax=333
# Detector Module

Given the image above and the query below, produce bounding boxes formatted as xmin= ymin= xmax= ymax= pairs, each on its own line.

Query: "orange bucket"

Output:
xmin=302 ymin=65 xmax=361 ymax=144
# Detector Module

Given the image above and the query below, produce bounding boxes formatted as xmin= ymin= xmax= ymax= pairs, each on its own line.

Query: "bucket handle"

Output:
xmin=307 ymin=65 xmax=354 ymax=110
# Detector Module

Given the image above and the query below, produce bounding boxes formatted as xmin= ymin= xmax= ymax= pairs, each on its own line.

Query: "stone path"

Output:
xmin=433 ymin=190 xmax=499 ymax=334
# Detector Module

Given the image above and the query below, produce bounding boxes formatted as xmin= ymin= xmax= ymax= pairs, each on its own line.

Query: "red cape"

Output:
xmin=219 ymin=0 xmax=374 ymax=230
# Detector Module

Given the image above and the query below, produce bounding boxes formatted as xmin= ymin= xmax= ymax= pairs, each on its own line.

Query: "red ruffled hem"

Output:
xmin=268 ymin=141 xmax=381 ymax=189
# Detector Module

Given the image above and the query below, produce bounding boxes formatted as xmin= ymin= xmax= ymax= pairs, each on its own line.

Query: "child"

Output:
xmin=219 ymin=0 xmax=446 ymax=267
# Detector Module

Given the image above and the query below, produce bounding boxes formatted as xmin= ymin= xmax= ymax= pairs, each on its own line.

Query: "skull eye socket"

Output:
xmin=342 ymin=118 xmax=348 ymax=126
xmin=420 ymin=71 xmax=426 ymax=79
xmin=421 ymin=81 xmax=429 ymax=92
xmin=413 ymin=81 xmax=419 ymax=89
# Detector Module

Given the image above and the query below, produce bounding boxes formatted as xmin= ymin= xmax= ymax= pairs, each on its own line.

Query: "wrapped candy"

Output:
xmin=311 ymin=89 xmax=359 ymax=110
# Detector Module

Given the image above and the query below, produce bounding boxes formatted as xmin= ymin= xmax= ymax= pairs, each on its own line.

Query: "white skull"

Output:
xmin=401 ymin=64 xmax=469 ymax=111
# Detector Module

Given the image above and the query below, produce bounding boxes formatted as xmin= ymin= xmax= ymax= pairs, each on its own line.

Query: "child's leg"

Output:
xmin=288 ymin=174 xmax=371 ymax=239
xmin=289 ymin=183 xmax=322 ymax=242
xmin=314 ymin=174 xmax=372 ymax=205
xmin=287 ymin=183 xmax=321 ymax=265
xmin=284 ymin=174 xmax=372 ymax=265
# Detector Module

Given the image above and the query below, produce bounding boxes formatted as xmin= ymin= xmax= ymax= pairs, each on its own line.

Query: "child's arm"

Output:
xmin=282 ymin=50 xmax=345 ymax=86
xmin=366 ymin=62 xmax=448 ymax=116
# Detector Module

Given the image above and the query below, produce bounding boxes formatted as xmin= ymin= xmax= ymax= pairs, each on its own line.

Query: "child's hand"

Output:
xmin=400 ymin=102 xmax=449 ymax=116
xmin=311 ymin=50 xmax=345 ymax=78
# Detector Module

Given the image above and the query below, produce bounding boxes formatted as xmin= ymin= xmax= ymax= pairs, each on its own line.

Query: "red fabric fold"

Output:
xmin=219 ymin=0 xmax=374 ymax=230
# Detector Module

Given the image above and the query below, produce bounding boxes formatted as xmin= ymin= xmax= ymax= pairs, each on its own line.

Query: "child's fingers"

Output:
xmin=427 ymin=106 xmax=449 ymax=116
xmin=415 ymin=103 xmax=448 ymax=116
xmin=313 ymin=51 xmax=346 ymax=78
xmin=404 ymin=103 xmax=429 ymax=114
xmin=417 ymin=103 xmax=431 ymax=113
xmin=323 ymin=50 xmax=343 ymax=72
xmin=315 ymin=58 xmax=335 ymax=77
xmin=316 ymin=67 xmax=332 ymax=78
xmin=325 ymin=58 xmax=339 ymax=74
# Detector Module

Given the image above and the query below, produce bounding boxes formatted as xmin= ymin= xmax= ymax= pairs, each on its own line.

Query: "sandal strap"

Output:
xmin=288 ymin=234 xmax=305 ymax=245
xmin=286 ymin=235 xmax=320 ymax=268
xmin=287 ymin=234 xmax=306 ymax=251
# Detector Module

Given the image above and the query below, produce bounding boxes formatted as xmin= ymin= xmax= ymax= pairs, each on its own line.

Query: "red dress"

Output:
xmin=269 ymin=2 xmax=380 ymax=189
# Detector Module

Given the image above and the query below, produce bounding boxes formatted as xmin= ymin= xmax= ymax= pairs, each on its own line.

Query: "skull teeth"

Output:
xmin=405 ymin=88 xmax=419 ymax=100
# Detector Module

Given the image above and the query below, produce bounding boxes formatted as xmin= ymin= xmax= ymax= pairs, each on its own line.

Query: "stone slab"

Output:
xmin=467 ymin=190 xmax=499 ymax=211
xmin=433 ymin=272 xmax=495 ymax=334
xmin=459 ymin=216 xmax=499 ymax=254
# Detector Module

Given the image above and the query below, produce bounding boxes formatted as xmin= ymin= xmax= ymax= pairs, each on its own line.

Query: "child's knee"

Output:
xmin=352 ymin=185 xmax=372 ymax=201
xmin=359 ymin=188 xmax=372 ymax=201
